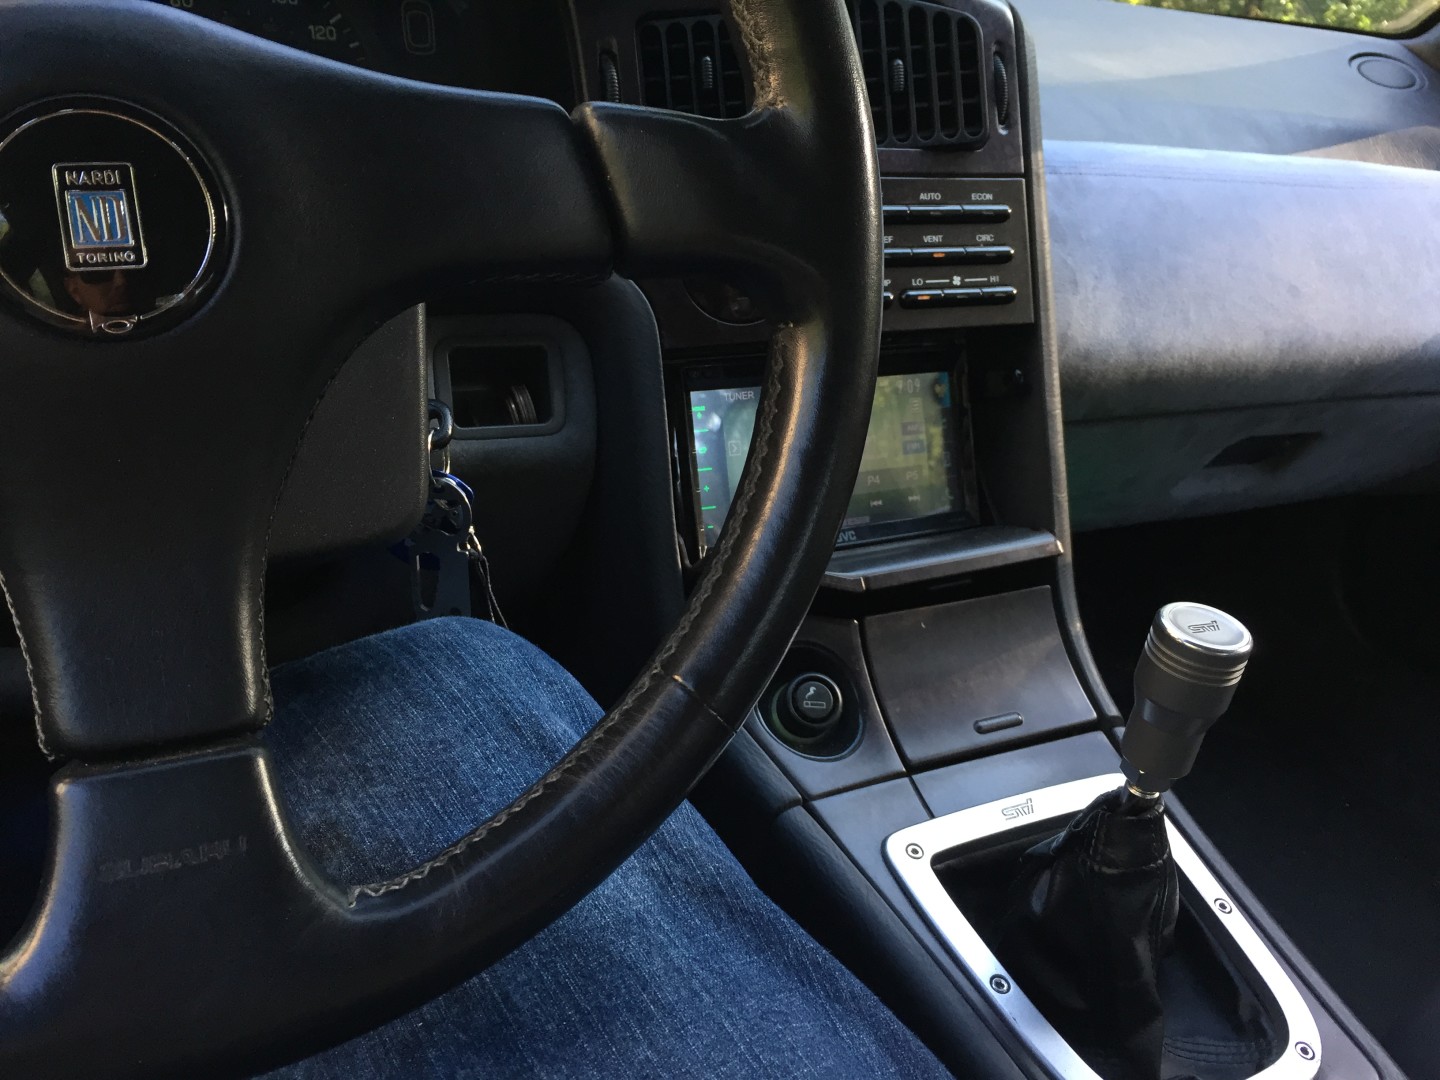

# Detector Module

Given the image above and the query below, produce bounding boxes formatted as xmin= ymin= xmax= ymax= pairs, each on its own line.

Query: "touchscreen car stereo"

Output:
xmin=687 ymin=370 xmax=979 ymax=553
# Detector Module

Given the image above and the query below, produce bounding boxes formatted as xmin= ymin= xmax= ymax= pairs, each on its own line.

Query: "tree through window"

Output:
xmin=1115 ymin=0 xmax=1439 ymax=35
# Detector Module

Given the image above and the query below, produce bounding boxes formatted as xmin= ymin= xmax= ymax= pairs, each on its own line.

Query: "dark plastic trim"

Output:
xmin=1164 ymin=797 xmax=1406 ymax=1080
xmin=1006 ymin=7 xmax=1119 ymax=724
xmin=822 ymin=525 xmax=1060 ymax=593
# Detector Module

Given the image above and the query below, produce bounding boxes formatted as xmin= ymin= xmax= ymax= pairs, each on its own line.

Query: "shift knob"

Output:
xmin=1121 ymin=602 xmax=1253 ymax=796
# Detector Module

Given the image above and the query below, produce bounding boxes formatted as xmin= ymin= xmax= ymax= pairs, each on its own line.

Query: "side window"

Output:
xmin=1115 ymin=0 xmax=1440 ymax=35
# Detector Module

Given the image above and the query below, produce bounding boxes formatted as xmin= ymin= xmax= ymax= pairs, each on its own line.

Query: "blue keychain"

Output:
xmin=398 ymin=403 xmax=507 ymax=626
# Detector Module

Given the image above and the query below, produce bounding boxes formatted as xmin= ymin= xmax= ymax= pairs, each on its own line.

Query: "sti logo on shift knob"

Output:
xmin=51 ymin=162 xmax=148 ymax=271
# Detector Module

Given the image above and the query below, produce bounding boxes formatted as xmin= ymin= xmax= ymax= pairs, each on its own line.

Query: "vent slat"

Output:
xmin=883 ymin=2 xmax=909 ymax=142
xmin=638 ymin=24 xmax=668 ymax=111
xmin=638 ymin=14 xmax=749 ymax=121
xmin=718 ymin=22 xmax=746 ymax=116
xmin=935 ymin=13 xmax=959 ymax=138
xmin=908 ymin=8 xmax=932 ymax=140
xmin=854 ymin=0 xmax=888 ymax=144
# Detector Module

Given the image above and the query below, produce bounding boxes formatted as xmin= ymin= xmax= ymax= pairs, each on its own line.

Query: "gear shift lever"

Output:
xmin=993 ymin=602 xmax=1253 ymax=1080
xmin=1122 ymin=603 xmax=1253 ymax=798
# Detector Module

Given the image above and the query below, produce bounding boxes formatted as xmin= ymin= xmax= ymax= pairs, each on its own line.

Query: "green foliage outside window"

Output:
xmin=1116 ymin=0 xmax=1438 ymax=34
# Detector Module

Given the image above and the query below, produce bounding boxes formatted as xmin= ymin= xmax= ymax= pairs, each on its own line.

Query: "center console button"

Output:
xmin=770 ymin=673 xmax=846 ymax=748
xmin=965 ymin=245 xmax=1015 ymax=264
xmin=942 ymin=288 xmax=985 ymax=305
xmin=882 ymin=204 xmax=911 ymax=222
xmin=790 ymin=678 xmax=839 ymax=725
xmin=981 ymin=285 xmax=1018 ymax=304
xmin=883 ymin=246 xmax=913 ymax=262
xmin=907 ymin=204 xmax=968 ymax=222
xmin=890 ymin=248 xmax=967 ymax=266
xmin=899 ymin=288 xmax=945 ymax=309
xmin=962 ymin=203 xmax=1011 ymax=222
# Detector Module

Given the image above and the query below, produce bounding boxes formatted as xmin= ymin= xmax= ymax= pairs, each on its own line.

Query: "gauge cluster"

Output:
xmin=148 ymin=0 xmax=567 ymax=95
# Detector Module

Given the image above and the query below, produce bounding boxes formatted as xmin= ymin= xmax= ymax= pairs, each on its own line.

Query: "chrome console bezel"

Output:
xmin=885 ymin=773 xmax=1322 ymax=1080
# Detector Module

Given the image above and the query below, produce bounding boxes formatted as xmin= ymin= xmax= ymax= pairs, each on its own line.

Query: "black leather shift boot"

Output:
xmin=993 ymin=788 xmax=1179 ymax=1080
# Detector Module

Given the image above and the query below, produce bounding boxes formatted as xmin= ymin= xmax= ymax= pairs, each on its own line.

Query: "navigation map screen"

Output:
xmin=688 ymin=371 xmax=977 ymax=552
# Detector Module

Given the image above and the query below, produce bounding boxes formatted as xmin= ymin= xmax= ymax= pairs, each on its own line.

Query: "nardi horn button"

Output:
xmin=0 ymin=101 xmax=225 ymax=337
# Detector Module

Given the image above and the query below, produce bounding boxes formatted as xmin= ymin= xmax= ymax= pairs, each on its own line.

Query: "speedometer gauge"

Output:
xmin=145 ymin=0 xmax=571 ymax=98
xmin=148 ymin=0 xmax=368 ymax=66
xmin=149 ymin=0 xmax=245 ymax=26
xmin=249 ymin=0 xmax=368 ymax=66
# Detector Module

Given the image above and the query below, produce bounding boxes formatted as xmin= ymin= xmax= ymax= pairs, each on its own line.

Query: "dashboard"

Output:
xmin=135 ymin=0 xmax=1440 ymax=549
xmin=146 ymin=0 xmax=574 ymax=98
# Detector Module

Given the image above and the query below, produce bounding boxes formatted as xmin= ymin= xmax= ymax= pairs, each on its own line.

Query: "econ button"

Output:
xmin=0 ymin=102 xmax=225 ymax=337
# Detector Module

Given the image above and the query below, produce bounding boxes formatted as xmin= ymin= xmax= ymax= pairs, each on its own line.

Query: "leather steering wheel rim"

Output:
xmin=0 ymin=1 xmax=881 ymax=1075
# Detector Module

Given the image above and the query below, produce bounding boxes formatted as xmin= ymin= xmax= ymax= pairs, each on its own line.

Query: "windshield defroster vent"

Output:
xmin=637 ymin=14 xmax=748 ymax=119
xmin=851 ymin=0 xmax=986 ymax=149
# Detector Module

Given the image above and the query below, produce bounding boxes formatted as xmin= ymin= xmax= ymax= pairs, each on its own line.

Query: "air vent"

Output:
xmin=850 ymin=0 xmax=986 ymax=149
xmin=637 ymin=15 xmax=748 ymax=119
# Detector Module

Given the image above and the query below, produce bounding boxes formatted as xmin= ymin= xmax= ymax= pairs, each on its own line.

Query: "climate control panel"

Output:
xmin=882 ymin=177 xmax=1033 ymax=329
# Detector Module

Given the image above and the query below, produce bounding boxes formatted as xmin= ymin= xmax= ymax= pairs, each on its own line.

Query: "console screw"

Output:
xmin=1214 ymin=898 xmax=1233 ymax=914
xmin=905 ymin=843 xmax=924 ymax=860
xmin=1295 ymin=1042 xmax=1316 ymax=1061
xmin=989 ymin=975 xmax=1011 ymax=994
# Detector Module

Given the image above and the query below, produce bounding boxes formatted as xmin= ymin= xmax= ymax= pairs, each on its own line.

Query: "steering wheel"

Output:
xmin=0 ymin=0 xmax=879 ymax=1074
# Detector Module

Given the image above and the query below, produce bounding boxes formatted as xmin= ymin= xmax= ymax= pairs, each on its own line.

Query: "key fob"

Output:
xmin=405 ymin=471 xmax=476 ymax=620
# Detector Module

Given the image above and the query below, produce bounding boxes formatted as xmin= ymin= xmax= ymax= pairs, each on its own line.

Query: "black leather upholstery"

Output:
xmin=994 ymin=788 xmax=1178 ymax=1080
xmin=0 ymin=1 xmax=882 ymax=1074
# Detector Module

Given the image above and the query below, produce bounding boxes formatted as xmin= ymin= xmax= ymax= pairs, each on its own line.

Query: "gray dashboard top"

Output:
xmin=1010 ymin=1 xmax=1440 ymax=527
xmin=1014 ymin=0 xmax=1440 ymax=167
xmin=1044 ymin=139 xmax=1440 ymax=422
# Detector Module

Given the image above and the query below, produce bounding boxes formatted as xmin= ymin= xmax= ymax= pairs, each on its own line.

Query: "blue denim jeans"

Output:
xmin=259 ymin=617 xmax=949 ymax=1079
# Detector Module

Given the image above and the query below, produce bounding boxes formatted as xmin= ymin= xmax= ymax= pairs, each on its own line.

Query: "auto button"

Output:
xmin=906 ymin=204 xmax=968 ymax=223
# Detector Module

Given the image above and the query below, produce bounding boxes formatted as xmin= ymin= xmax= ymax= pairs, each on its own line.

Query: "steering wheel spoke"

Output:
xmin=577 ymin=104 xmax=823 ymax=316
